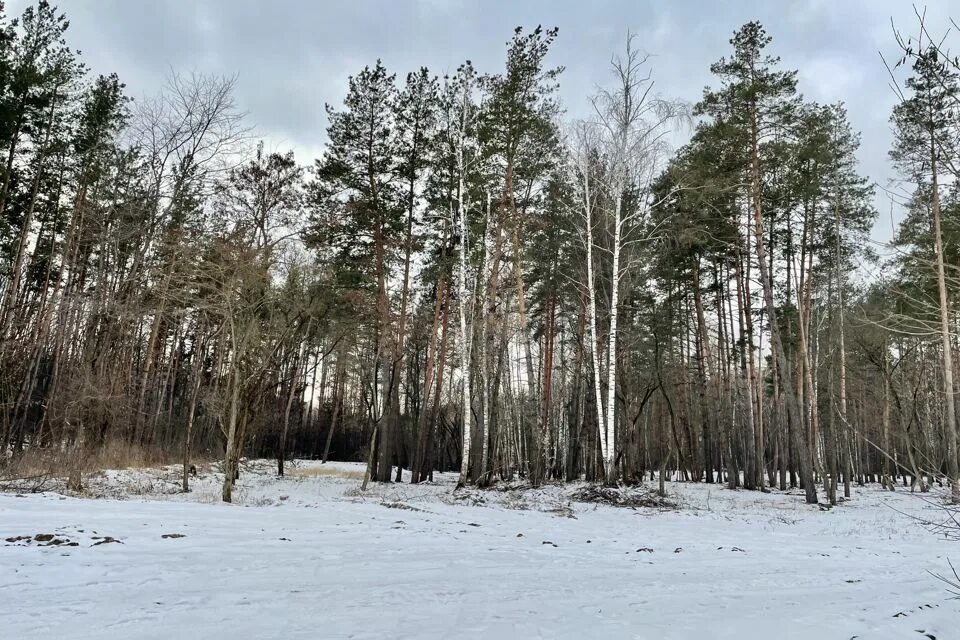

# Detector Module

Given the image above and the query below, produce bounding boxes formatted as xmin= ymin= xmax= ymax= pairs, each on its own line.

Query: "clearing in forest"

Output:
xmin=1 ymin=460 xmax=957 ymax=640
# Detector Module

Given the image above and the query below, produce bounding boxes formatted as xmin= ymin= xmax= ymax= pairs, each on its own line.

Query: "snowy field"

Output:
xmin=2 ymin=460 xmax=959 ymax=640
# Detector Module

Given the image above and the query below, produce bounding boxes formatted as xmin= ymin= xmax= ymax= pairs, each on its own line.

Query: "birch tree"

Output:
xmin=573 ymin=36 xmax=683 ymax=485
xmin=447 ymin=63 xmax=480 ymax=489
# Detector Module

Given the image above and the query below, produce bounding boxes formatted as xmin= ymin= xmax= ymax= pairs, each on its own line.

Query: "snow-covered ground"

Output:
xmin=2 ymin=460 xmax=958 ymax=640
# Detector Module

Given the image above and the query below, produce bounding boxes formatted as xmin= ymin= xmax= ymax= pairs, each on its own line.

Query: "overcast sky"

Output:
xmin=9 ymin=0 xmax=959 ymax=247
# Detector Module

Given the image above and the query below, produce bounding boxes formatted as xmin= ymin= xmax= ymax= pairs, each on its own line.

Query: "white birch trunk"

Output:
xmin=479 ymin=192 xmax=492 ymax=483
xmin=582 ymin=166 xmax=608 ymax=474
xmin=604 ymin=194 xmax=623 ymax=484
xmin=456 ymin=79 xmax=474 ymax=487
xmin=456 ymin=179 xmax=472 ymax=487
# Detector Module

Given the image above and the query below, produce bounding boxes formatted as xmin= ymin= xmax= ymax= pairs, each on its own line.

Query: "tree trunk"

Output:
xmin=930 ymin=131 xmax=959 ymax=503
xmin=278 ymin=346 xmax=304 ymax=477
xmin=749 ymin=103 xmax=817 ymax=504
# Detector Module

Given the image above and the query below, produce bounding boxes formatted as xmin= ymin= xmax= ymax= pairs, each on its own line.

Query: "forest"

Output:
xmin=2 ymin=0 xmax=960 ymax=510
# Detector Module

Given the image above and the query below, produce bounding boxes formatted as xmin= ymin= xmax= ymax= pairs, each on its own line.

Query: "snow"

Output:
xmin=2 ymin=460 xmax=958 ymax=639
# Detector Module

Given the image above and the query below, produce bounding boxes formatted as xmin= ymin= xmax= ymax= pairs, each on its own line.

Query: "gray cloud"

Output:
xmin=9 ymin=0 xmax=958 ymax=246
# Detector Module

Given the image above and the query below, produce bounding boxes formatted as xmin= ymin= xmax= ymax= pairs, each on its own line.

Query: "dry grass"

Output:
xmin=1 ymin=440 xmax=206 ymax=493
xmin=0 ymin=451 xmax=62 ymax=492
xmin=95 ymin=441 xmax=174 ymax=469
xmin=288 ymin=465 xmax=365 ymax=480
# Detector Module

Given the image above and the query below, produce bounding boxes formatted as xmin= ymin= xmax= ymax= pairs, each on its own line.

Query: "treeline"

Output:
xmin=1 ymin=2 xmax=959 ymax=504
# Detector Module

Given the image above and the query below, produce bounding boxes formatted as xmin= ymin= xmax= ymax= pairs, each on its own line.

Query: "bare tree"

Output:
xmin=572 ymin=35 xmax=684 ymax=485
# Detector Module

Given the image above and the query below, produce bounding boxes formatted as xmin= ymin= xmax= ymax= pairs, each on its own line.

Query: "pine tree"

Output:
xmin=310 ymin=61 xmax=402 ymax=484
xmin=890 ymin=46 xmax=960 ymax=503
xmin=478 ymin=26 xmax=562 ymax=485
xmin=387 ymin=67 xmax=437 ymax=482
xmin=697 ymin=21 xmax=818 ymax=503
